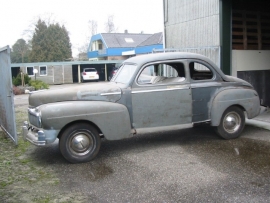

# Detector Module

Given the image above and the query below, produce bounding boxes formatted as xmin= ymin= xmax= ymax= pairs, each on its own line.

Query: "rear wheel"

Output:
xmin=59 ymin=123 xmax=101 ymax=163
xmin=216 ymin=106 xmax=245 ymax=139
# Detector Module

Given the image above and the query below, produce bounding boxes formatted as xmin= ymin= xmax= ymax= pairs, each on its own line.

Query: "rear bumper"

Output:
xmin=22 ymin=121 xmax=58 ymax=146
xmin=82 ymin=75 xmax=99 ymax=80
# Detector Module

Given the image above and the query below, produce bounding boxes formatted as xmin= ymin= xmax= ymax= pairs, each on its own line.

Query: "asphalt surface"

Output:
xmin=14 ymin=84 xmax=270 ymax=202
xmin=30 ymin=126 xmax=270 ymax=202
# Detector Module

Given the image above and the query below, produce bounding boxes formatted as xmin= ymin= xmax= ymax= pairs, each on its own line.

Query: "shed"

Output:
xmin=11 ymin=60 xmax=123 ymax=84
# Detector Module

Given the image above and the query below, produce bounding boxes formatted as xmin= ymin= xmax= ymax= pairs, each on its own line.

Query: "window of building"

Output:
xmin=27 ymin=67 xmax=34 ymax=76
xmin=125 ymin=38 xmax=134 ymax=43
xmin=98 ymin=43 xmax=103 ymax=50
xmin=39 ymin=66 xmax=47 ymax=76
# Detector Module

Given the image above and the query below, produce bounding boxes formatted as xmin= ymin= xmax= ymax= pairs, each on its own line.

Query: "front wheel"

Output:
xmin=59 ymin=123 xmax=101 ymax=163
xmin=216 ymin=106 xmax=245 ymax=139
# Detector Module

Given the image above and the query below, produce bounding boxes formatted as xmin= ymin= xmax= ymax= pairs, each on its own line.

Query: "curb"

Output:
xmin=245 ymin=119 xmax=270 ymax=131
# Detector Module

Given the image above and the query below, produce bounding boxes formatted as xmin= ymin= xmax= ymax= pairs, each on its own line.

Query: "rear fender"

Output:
xmin=210 ymin=88 xmax=260 ymax=126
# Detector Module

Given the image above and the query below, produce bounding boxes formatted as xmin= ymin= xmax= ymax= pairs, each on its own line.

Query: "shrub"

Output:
xmin=12 ymin=73 xmax=31 ymax=86
xmin=29 ymin=80 xmax=49 ymax=90
xmin=12 ymin=86 xmax=24 ymax=95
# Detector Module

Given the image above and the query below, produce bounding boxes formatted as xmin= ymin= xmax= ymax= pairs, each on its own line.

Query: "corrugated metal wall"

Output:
xmin=0 ymin=46 xmax=17 ymax=144
xmin=164 ymin=0 xmax=221 ymax=66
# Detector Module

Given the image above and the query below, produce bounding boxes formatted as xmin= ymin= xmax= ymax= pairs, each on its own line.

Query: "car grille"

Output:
xmin=28 ymin=109 xmax=42 ymax=128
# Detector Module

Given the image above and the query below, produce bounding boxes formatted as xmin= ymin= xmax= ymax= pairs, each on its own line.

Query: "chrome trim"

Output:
xmin=191 ymin=84 xmax=222 ymax=88
xmin=132 ymin=86 xmax=189 ymax=94
xmin=193 ymin=119 xmax=211 ymax=124
xmin=22 ymin=122 xmax=46 ymax=146
xmin=100 ymin=92 xmax=122 ymax=96
xmin=28 ymin=108 xmax=42 ymax=128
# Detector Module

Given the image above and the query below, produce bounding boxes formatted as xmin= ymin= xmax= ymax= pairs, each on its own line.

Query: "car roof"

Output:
xmin=123 ymin=52 xmax=229 ymax=81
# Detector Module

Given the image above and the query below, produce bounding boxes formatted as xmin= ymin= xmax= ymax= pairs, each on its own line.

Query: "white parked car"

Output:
xmin=81 ymin=68 xmax=99 ymax=82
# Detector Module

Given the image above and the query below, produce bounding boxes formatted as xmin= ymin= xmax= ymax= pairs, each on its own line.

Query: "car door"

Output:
xmin=188 ymin=60 xmax=223 ymax=123
xmin=131 ymin=60 xmax=192 ymax=129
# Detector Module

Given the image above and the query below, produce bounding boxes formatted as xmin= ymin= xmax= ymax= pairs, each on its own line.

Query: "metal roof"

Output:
xmin=100 ymin=33 xmax=152 ymax=48
xmin=11 ymin=60 xmax=124 ymax=67
xmin=137 ymin=32 xmax=163 ymax=47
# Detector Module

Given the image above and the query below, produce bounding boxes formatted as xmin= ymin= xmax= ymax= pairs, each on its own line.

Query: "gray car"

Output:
xmin=22 ymin=52 xmax=261 ymax=163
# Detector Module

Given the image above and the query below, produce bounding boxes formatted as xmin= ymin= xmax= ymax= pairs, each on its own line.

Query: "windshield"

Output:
xmin=113 ymin=64 xmax=137 ymax=84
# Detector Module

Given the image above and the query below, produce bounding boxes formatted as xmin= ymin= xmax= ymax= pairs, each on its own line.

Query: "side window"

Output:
xmin=137 ymin=62 xmax=186 ymax=85
xmin=27 ymin=67 xmax=34 ymax=76
xmin=39 ymin=66 xmax=47 ymax=76
xmin=189 ymin=62 xmax=213 ymax=80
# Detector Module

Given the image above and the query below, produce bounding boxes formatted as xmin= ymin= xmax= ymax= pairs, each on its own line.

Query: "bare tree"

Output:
xmin=22 ymin=13 xmax=58 ymax=42
xmin=104 ymin=15 xmax=117 ymax=33
xmin=88 ymin=20 xmax=98 ymax=36
xmin=76 ymin=19 xmax=98 ymax=60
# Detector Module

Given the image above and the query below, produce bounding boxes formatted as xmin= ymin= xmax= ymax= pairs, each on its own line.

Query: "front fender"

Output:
xmin=39 ymin=101 xmax=132 ymax=140
xmin=210 ymin=88 xmax=260 ymax=126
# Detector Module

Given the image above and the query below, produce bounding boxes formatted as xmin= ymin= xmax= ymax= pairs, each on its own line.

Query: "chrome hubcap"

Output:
xmin=223 ymin=112 xmax=241 ymax=133
xmin=69 ymin=132 xmax=93 ymax=156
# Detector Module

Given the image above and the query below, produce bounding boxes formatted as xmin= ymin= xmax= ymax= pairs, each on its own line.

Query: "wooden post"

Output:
xmin=78 ymin=64 xmax=81 ymax=83
xmin=105 ymin=64 xmax=107 ymax=81
xmin=243 ymin=11 xmax=247 ymax=50
xmin=257 ymin=11 xmax=262 ymax=50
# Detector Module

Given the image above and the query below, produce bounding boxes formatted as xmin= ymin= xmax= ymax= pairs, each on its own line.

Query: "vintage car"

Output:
xmin=22 ymin=52 xmax=261 ymax=163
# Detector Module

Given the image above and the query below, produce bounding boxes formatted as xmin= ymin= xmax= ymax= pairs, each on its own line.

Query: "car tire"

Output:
xmin=81 ymin=77 xmax=84 ymax=83
xmin=59 ymin=123 xmax=101 ymax=163
xmin=216 ymin=106 xmax=245 ymax=139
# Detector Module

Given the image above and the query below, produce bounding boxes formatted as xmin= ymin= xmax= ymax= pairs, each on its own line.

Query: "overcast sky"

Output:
xmin=0 ymin=0 xmax=164 ymax=57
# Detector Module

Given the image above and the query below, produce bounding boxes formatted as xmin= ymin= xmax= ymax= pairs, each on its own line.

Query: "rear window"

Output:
xmin=84 ymin=68 xmax=96 ymax=72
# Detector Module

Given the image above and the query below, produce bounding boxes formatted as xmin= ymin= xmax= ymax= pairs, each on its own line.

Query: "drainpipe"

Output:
xmin=163 ymin=0 xmax=167 ymax=50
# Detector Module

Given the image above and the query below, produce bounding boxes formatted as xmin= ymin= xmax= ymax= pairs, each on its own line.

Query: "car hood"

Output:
xmin=29 ymin=82 xmax=122 ymax=107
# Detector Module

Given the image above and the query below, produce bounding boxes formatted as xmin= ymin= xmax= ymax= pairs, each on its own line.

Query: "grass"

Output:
xmin=0 ymin=104 xmax=59 ymax=203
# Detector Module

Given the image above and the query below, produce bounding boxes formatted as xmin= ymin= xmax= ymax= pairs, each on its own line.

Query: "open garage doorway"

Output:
xmin=231 ymin=0 xmax=270 ymax=106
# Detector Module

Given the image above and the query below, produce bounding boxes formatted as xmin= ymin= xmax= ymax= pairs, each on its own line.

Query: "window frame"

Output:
xmin=39 ymin=65 xmax=47 ymax=76
xmin=135 ymin=61 xmax=187 ymax=87
xmin=26 ymin=67 xmax=34 ymax=76
xmin=188 ymin=60 xmax=216 ymax=81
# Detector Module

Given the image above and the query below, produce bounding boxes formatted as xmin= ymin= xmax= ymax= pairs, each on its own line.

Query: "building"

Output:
xmin=11 ymin=60 xmax=123 ymax=84
xmin=87 ymin=32 xmax=163 ymax=60
xmin=163 ymin=0 xmax=270 ymax=106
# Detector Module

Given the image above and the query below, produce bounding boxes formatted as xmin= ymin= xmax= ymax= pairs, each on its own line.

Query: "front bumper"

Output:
xmin=22 ymin=121 xmax=46 ymax=146
xmin=22 ymin=121 xmax=59 ymax=146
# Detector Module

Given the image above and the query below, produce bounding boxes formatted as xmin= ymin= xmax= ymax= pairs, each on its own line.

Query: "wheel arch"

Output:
xmin=57 ymin=120 xmax=102 ymax=140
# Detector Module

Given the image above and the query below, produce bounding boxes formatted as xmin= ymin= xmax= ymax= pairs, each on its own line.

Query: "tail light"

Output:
xmin=96 ymin=71 xmax=99 ymax=75
xmin=83 ymin=72 xmax=86 ymax=75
